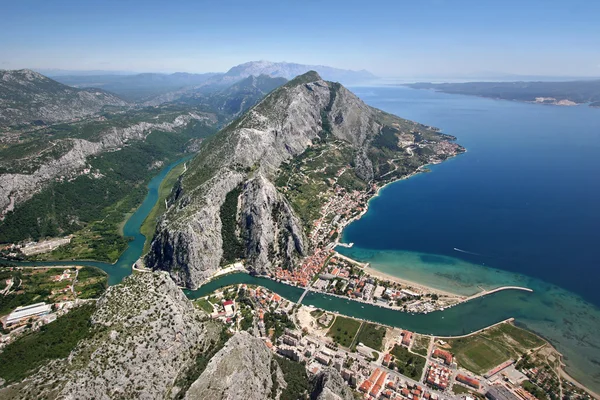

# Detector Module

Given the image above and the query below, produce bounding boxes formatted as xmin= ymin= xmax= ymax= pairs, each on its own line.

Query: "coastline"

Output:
xmin=330 ymin=149 xmax=471 ymax=301
xmin=360 ymin=261 xmax=463 ymax=299
xmin=336 ymin=147 xmax=467 ymax=244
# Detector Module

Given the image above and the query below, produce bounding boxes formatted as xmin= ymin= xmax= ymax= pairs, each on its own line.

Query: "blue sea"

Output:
xmin=337 ymin=86 xmax=600 ymax=390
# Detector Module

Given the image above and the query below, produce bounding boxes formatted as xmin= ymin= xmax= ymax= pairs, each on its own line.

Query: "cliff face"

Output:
xmin=0 ymin=69 xmax=127 ymax=128
xmin=0 ymin=272 xmax=221 ymax=399
xmin=0 ymin=113 xmax=207 ymax=216
xmin=311 ymin=368 xmax=355 ymax=400
xmin=146 ymin=71 xmax=462 ymax=288
xmin=185 ymin=332 xmax=286 ymax=400
xmin=147 ymin=72 xmax=336 ymax=287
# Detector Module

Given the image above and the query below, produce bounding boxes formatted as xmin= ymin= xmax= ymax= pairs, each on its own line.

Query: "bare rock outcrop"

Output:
xmin=0 ymin=272 xmax=221 ymax=399
xmin=239 ymin=174 xmax=306 ymax=274
xmin=311 ymin=368 xmax=355 ymax=400
xmin=185 ymin=332 xmax=286 ymax=400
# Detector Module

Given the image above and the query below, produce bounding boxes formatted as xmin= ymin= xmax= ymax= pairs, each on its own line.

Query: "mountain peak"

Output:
xmin=288 ymin=70 xmax=322 ymax=84
xmin=1 ymin=68 xmax=47 ymax=82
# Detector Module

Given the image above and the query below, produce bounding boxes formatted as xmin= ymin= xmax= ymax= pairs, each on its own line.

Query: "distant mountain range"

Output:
xmin=223 ymin=60 xmax=376 ymax=82
xmin=406 ymin=80 xmax=600 ymax=107
xmin=48 ymin=61 xmax=377 ymax=102
xmin=0 ymin=67 xmax=290 ymax=130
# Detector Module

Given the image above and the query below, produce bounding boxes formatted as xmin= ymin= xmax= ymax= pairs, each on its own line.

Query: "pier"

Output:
xmin=465 ymin=286 xmax=533 ymax=302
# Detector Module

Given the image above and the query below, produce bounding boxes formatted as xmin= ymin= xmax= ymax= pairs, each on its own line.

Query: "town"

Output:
xmin=192 ymin=282 xmax=593 ymax=400
xmin=272 ymin=136 xmax=465 ymax=315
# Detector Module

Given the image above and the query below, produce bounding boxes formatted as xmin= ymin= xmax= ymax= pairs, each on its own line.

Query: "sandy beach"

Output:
xmin=361 ymin=263 xmax=465 ymax=299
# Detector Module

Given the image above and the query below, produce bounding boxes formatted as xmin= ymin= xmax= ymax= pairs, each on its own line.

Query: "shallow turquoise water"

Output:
xmin=185 ymin=272 xmax=531 ymax=336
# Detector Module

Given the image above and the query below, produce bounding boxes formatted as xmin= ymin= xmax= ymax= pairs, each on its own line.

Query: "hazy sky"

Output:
xmin=1 ymin=0 xmax=599 ymax=78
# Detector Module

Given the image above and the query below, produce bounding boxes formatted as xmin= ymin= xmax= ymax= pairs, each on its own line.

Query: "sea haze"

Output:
xmin=337 ymin=85 xmax=600 ymax=391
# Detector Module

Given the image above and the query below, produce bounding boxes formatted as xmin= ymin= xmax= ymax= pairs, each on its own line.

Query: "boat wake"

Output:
xmin=453 ymin=248 xmax=484 ymax=256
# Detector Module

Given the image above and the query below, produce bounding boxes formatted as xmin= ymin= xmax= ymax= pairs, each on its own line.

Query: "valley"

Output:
xmin=0 ymin=69 xmax=289 ymax=263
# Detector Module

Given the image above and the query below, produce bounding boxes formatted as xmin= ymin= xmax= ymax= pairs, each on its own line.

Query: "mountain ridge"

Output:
xmin=225 ymin=60 xmax=376 ymax=82
xmin=49 ymin=61 xmax=377 ymax=103
xmin=0 ymin=69 xmax=128 ymax=128
xmin=146 ymin=71 xmax=463 ymax=288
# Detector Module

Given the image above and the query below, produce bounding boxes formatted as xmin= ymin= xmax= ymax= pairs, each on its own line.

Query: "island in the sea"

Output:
xmin=404 ymin=80 xmax=600 ymax=107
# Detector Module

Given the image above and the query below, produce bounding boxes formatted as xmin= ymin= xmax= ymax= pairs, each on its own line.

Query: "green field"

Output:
xmin=327 ymin=316 xmax=361 ymax=348
xmin=355 ymin=322 xmax=386 ymax=351
xmin=411 ymin=334 xmax=431 ymax=356
xmin=74 ymin=267 xmax=108 ymax=299
xmin=447 ymin=322 xmax=545 ymax=375
xmin=390 ymin=344 xmax=426 ymax=380
xmin=194 ymin=298 xmax=214 ymax=314
xmin=452 ymin=384 xmax=472 ymax=395
xmin=0 ymin=266 xmax=107 ymax=315
xmin=140 ymin=161 xmax=186 ymax=253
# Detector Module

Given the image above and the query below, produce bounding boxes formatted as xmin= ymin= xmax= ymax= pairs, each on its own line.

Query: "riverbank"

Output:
xmin=139 ymin=158 xmax=190 ymax=254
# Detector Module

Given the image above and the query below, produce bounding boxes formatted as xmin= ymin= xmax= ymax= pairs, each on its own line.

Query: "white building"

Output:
xmin=6 ymin=302 xmax=52 ymax=326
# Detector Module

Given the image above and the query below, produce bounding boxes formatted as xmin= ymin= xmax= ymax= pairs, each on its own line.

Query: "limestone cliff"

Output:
xmin=185 ymin=332 xmax=286 ymax=400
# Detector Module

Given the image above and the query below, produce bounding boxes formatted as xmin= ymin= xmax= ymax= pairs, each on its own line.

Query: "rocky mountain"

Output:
xmin=196 ymin=74 xmax=288 ymax=116
xmin=225 ymin=60 xmax=376 ymax=83
xmin=0 ymin=69 xmax=287 ymax=262
xmin=184 ymin=332 xmax=285 ymax=400
xmin=0 ymin=272 xmax=223 ymax=399
xmin=146 ymin=71 xmax=463 ymax=288
xmin=0 ymin=69 xmax=128 ymax=128
xmin=0 ymin=272 xmax=354 ymax=400
xmin=185 ymin=332 xmax=354 ymax=400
